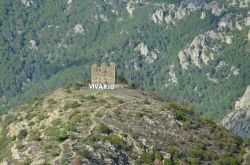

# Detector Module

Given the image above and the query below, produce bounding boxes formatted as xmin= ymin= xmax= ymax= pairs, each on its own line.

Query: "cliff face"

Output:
xmin=222 ymin=86 xmax=250 ymax=138
xmin=0 ymin=86 xmax=245 ymax=164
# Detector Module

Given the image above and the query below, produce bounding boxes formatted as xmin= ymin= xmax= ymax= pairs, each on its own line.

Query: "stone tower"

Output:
xmin=91 ymin=62 xmax=116 ymax=84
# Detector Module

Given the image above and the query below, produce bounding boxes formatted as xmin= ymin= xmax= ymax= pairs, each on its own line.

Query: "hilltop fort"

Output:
xmin=90 ymin=62 xmax=116 ymax=90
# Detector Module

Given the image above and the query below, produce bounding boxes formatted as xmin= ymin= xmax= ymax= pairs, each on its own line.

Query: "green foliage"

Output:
xmin=84 ymin=95 xmax=96 ymax=101
xmin=51 ymin=118 xmax=62 ymax=127
xmin=15 ymin=141 xmax=24 ymax=150
xmin=232 ymin=135 xmax=243 ymax=146
xmin=104 ymin=135 xmax=129 ymax=150
xmin=45 ymin=127 xmax=69 ymax=142
xmin=188 ymin=148 xmax=206 ymax=160
xmin=63 ymin=100 xmax=81 ymax=110
xmin=79 ymin=149 xmax=92 ymax=159
xmin=29 ymin=130 xmax=41 ymax=141
xmin=47 ymin=98 xmax=57 ymax=105
xmin=56 ymin=130 xmax=69 ymax=142
xmin=135 ymin=112 xmax=145 ymax=118
xmin=140 ymin=152 xmax=155 ymax=164
xmin=175 ymin=110 xmax=189 ymax=122
xmin=23 ymin=159 xmax=32 ymax=165
xmin=98 ymin=123 xmax=111 ymax=134
xmin=143 ymin=99 xmax=150 ymax=105
xmin=165 ymin=147 xmax=181 ymax=165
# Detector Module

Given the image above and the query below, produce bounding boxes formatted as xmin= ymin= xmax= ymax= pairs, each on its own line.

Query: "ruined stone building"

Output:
xmin=91 ymin=62 xmax=116 ymax=84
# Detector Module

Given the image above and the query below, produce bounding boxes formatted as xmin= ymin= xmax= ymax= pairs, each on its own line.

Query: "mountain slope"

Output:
xmin=0 ymin=85 xmax=245 ymax=164
xmin=0 ymin=0 xmax=249 ymax=121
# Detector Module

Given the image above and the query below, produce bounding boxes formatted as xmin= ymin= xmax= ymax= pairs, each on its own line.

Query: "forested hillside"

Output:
xmin=0 ymin=0 xmax=249 ymax=120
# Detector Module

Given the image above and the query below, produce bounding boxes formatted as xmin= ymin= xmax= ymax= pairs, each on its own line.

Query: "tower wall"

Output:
xmin=91 ymin=63 xmax=116 ymax=84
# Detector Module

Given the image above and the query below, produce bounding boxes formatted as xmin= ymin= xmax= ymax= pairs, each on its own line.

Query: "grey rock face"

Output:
xmin=222 ymin=86 xmax=250 ymax=138
xmin=222 ymin=106 xmax=250 ymax=138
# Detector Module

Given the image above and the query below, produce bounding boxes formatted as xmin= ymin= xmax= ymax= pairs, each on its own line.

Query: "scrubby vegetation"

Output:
xmin=63 ymin=100 xmax=81 ymax=110
xmin=0 ymin=85 xmax=246 ymax=164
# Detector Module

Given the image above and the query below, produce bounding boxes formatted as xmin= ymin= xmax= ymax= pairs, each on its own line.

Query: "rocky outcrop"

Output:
xmin=230 ymin=66 xmax=240 ymax=76
xmin=206 ymin=73 xmax=219 ymax=83
xmin=178 ymin=10 xmax=250 ymax=70
xmin=135 ymin=42 xmax=149 ymax=56
xmin=200 ymin=11 xmax=206 ymax=19
xmin=211 ymin=3 xmax=224 ymax=16
xmin=228 ymin=0 xmax=250 ymax=8
xmin=165 ymin=65 xmax=178 ymax=87
xmin=29 ymin=40 xmax=38 ymax=50
xmin=221 ymin=106 xmax=250 ymax=138
xmin=222 ymin=86 xmax=250 ymax=138
xmin=73 ymin=24 xmax=85 ymax=34
xmin=178 ymin=31 xmax=225 ymax=70
xmin=126 ymin=1 xmax=135 ymax=17
xmin=134 ymin=43 xmax=158 ymax=64
xmin=152 ymin=9 xmax=164 ymax=24
xmin=151 ymin=1 xmax=225 ymax=25
xmin=21 ymin=0 xmax=33 ymax=7
xmin=67 ymin=0 xmax=73 ymax=10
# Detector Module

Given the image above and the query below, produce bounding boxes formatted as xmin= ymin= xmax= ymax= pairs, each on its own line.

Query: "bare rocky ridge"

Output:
xmin=0 ymin=85 xmax=245 ymax=164
xmin=178 ymin=11 xmax=249 ymax=72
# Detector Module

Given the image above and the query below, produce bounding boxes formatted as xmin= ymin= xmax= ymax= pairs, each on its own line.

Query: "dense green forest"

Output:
xmin=0 ymin=0 xmax=249 ymax=121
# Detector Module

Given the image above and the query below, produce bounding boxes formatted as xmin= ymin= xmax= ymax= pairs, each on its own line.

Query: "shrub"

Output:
xmin=47 ymin=98 xmax=57 ymax=105
xmin=232 ymin=135 xmax=243 ymax=146
xmin=26 ymin=112 xmax=37 ymax=121
xmin=143 ymin=99 xmax=150 ymax=105
xmin=188 ymin=148 xmax=206 ymax=160
xmin=247 ymin=137 xmax=250 ymax=145
xmin=106 ymin=135 xmax=129 ymax=149
xmin=63 ymin=100 xmax=81 ymax=110
xmin=80 ymin=150 xmax=92 ymax=159
xmin=168 ymin=147 xmax=180 ymax=158
xmin=69 ymin=114 xmax=81 ymax=125
xmin=16 ymin=141 xmax=24 ymax=150
xmin=17 ymin=129 xmax=28 ymax=140
xmin=37 ymin=113 xmax=47 ymax=121
xmin=166 ymin=102 xmax=179 ymax=110
xmin=95 ymin=112 xmax=103 ymax=118
xmin=57 ymin=130 xmax=69 ymax=142
xmin=175 ymin=110 xmax=189 ymax=122
xmin=29 ymin=130 xmax=41 ymax=141
xmin=51 ymin=118 xmax=62 ymax=127
xmin=85 ymin=95 xmax=96 ymax=100
xmin=23 ymin=159 xmax=32 ymax=165
xmin=46 ymin=127 xmax=69 ymax=142
xmin=117 ymin=98 xmax=125 ymax=104
xmin=98 ymin=123 xmax=111 ymax=134
xmin=140 ymin=152 xmax=154 ymax=164
xmin=73 ymin=82 xmax=83 ymax=90
xmin=135 ymin=112 xmax=145 ymax=118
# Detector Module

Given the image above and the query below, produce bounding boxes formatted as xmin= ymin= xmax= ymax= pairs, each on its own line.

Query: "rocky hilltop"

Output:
xmin=0 ymin=85 xmax=245 ymax=164
xmin=222 ymin=86 xmax=250 ymax=138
